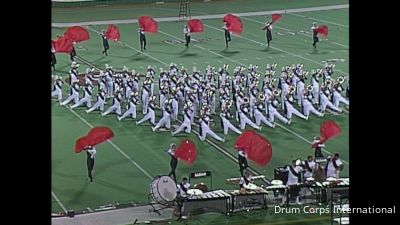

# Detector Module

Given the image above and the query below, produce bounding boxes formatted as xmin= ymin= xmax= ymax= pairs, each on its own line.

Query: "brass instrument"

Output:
xmin=273 ymin=89 xmax=281 ymax=97
xmin=288 ymin=85 xmax=296 ymax=94
xmin=306 ymin=85 xmax=314 ymax=92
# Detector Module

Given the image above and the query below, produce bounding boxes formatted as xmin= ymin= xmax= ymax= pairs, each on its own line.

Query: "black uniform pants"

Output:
xmin=87 ymin=153 xmax=95 ymax=181
xmin=168 ymin=157 xmax=178 ymax=182
xmin=140 ymin=36 xmax=147 ymax=51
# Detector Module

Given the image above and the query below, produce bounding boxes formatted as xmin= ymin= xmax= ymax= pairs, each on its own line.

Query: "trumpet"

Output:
xmin=273 ymin=89 xmax=281 ymax=96
xmin=325 ymin=78 xmax=333 ymax=86
xmin=306 ymin=85 xmax=314 ymax=92
xmin=288 ymin=85 xmax=296 ymax=94
xmin=337 ymin=76 xmax=345 ymax=84
xmin=259 ymin=93 xmax=265 ymax=101
xmin=243 ymin=96 xmax=249 ymax=104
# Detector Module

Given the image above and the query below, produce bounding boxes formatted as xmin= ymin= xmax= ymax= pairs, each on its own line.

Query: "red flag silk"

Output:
xmin=271 ymin=14 xmax=282 ymax=23
xmin=138 ymin=16 xmax=158 ymax=33
xmin=75 ymin=127 xmax=114 ymax=153
xmin=64 ymin=26 xmax=90 ymax=43
xmin=223 ymin=14 xmax=243 ymax=34
xmin=320 ymin=120 xmax=341 ymax=143
xmin=187 ymin=19 xmax=204 ymax=33
xmin=235 ymin=131 xmax=273 ymax=166
xmin=105 ymin=24 xmax=120 ymax=41
xmin=315 ymin=25 xmax=329 ymax=37
xmin=174 ymin=139 xmax=197 ymax=165
xmin=52 ymin=35 xmax=73 ymax=54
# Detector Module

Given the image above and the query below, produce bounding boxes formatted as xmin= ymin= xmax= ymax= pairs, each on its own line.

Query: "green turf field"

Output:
xmin=52 ymin=0 xmax=349 ymax=220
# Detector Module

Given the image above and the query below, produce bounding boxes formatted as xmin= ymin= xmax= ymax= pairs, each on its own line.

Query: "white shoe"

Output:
xmin=151 ymin=126 xmax=156 ymax=132
xmin=135 ymin=121 xmax=139 ymax=125
xmin=287 ymin=120 xmax=291 ymax=125
xmin=85 ymin=110 xmax=89 ymax=114
xmin=222 ymin=137 xmax=225 ymax=143
xmin=101 ymin=113 xmax=105 ymax=117
xmin=305 ymin=115 xmax=309 ymax=120
xmin=117 ymin=117 xmax=121 ymax=121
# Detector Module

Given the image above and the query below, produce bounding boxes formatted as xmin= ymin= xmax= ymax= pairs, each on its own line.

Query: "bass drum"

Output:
xmin=150 ymin=175 xmax=177 ymax=205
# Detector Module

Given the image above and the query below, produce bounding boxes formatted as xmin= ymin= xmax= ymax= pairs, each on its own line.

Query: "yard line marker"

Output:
xmin=203 ymin=23 xmax=349 ymax=75
xmin=66 ymin=97 xmax=153 ymax=180
xmin=52 ymin=191 xmax=68 ymax=213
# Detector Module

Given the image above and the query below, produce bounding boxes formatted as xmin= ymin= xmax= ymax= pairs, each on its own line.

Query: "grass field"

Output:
xmin=51 ymin=0 xmax=349 ymax=221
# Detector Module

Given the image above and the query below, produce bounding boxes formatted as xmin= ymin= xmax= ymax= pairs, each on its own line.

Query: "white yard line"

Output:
xmin=52 ymin=191 xmax=68 ymax=213
xmin=52 ymin=4 xmax=349 ymax=27
xmin=289 ymin=13 xmax=349 ymax=28
xmin=67 ymin=107 xmax=153 ymax=179
xmin=203 ymin=23 xmax=349 ymax=76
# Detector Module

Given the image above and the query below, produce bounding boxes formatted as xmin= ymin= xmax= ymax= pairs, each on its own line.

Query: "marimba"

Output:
xmin=182 ymin=190 xmax=231 ymax=216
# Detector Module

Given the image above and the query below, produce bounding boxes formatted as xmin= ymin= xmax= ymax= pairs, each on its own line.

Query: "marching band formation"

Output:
xmin=52 ymin=61 xmax=350 ymax=143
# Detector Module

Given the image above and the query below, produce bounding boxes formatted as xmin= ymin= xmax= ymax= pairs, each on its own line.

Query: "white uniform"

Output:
xmin=332 ymin=90 xmax=349 ymax=108
xmin=302 ymin=94 xmax=323 ymax=117
xmin=319 ymin=91 xmax=341 ymax=113
xmin=171 ymin=94 xmax=179 ymax=121
xmin=296 ymin=80 xmax=305 ymax=106
xmin=118 ymin=96 xmax=138 ymax=120
xmin=105 ymin=72 xmax=114 ymax=97
xmin=71 ymin=86 xmax=92 ymax=109
xmin=268 ymin=99 xmax=290 ymax=124
xmin=172 ymin=108 xmax=192 ymax=135
xmin=152 ymin=105 xmax=172 ymax=131
xmin=286 ymin=165 xmax=303 ymax=186
xmin=51 ymin=79 xmax=63 ymax=101
xmin=311 ymin=76 xmax=320 ymax=104
xmin=303 ymin=160 xmax=316 ymax=178
xmin=102 ymin=92 xmax=122 ymax=116
xmin=326 ymin=158 xmax=343 ymax=178
xmin=177 ymin=182 xmax=191 ymax=198
xmin=198 ymin=115 xmax=224 ymax=142
xmin=238 ymin=105 xmax=261 ymax=130
xmin=60 ymin=83 xmax=80 ymax=106
xmin=86 ymin=91 xmax=106 ymax=113
xmin=136 ymin=101 xmax=156 ymax=126
xmin=254 ymin=103 xmax=275 ymax=128
xmin=220 ymin=111 xmax=242 ymax=135
xmin=141 ymin=83 xmax=151 ymax=114
xmin=285 ymin=97 xmax=307 ymax=120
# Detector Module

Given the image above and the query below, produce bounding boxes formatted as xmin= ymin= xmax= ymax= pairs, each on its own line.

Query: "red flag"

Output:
xmin=223 ymin=14 xmax=243 ymax=34
xmin=52 ymin=35 xmax=73 ymax=54
xmin=138 ymin=16 xmax=158 ymax=33
xmin=174 ymin=139 xmax=197 ymax=165
xmin=320 ymin=120 xmax=341 ymax=143
xmin=271 ymin=14 xmax=282 ymax=23
xmin=187 ymin=19 xmax=204 ymax=33
xmin=235 ymin=131 xmax=273 ymax=166
xmin=75 ymin=127 xmax=114 ymax=153
xmin=316 ymin=25 xmax=329 ymax=38
xmin=64 ymin=26 xmax=90 ymax=43
xmin=105 ymin=24 xmax=120 ymax=41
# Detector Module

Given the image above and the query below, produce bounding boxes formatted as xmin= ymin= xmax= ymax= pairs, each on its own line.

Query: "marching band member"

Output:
xmin=311 ymin=70 xmax=321 ymax=104
xmin=285 ymin=160 xmax=303 ymax=205
xmin=85 ymin=145 xmax=96 ymax=182
xmin=296 ymin=72 xmax=307 ymax=106
xmin=69 ymin=62 xmax=79 ymax=85
xmin=105 ymin=65 xmax=114 ymax=98
xmin=139 ymin=26 xmax=147 ymax=51
xmin=238 ymin=150 xmax=248 ymax=177
xmin=117 ymin=92 xmax=139 ymax=121
xmin=302 ymin=85 xmax=324 ymax=118
xmin=238 ymin=97 xmax=261 ymax=130
xmin=101 ymin=29 xmax=109 ymax=56
xmin=84 ymin=68 xmax=95 ymax=86
xmin=239 ymin=170 xmax=252 ymax=192
xmin=183 ymin=24 xmax=191 ymax=48
xmin=319 ymin=86 xmax=342 ymax=113
xmin=51 ymin=46 xmax=56 ymax=71
xmin=254 ymin=93 xmax=275 ymax=128
xmin=85 ymin=90 xmax=106 ymax=114
xmin=303 ymin=156 xmax=316 ymax=179
xmin=101 ymin=89 xmax=123 ymax=116
xmin=311 ymin=22 xmax=319 ymax=48
xmin=71 ymin=83 xmax=93 ymax=109
xmin=268 ymin=90 xmax=291 ymax=125
xmin=220 ymin=100 xmax=242 ymax=135
xmin=262 ymin=19 xmax=273 ymax=46
xmin=332 ymin=77 xmax=350 ymax=108
xmin=141 ymin=78 xmax=152 ymax=115
xmin=51 ymin=75 xmax=63 ymax=102
xmin=312 ymin=136 xmax=325 ymax=158
xmin=171 ymin=102 xmax=193 ymax=136
xmin=284 ymin=86 xmax=308 ymax=120
xmin=60 ymin=81 xmax=80 ymax=106
xmin=136 ymin=95 xmax=156 ymax=126
xmin=132 ymin=70 xmax=140 ymax=93
xmin=223 ymin=22 xmax=231 ymax=48
xmin=198 ymin=105 xmax=225 ymax=142
xmin=152 ymin=99 xmax=172 ymax=132
xmin=176 ymin=177 xmax=190 ymax=221
xmin=167 ymin=143 xmax=178 ymax=182
xmin=326 ymin=153 xmax=344 ymax=178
